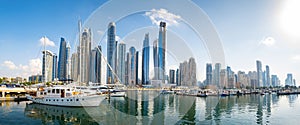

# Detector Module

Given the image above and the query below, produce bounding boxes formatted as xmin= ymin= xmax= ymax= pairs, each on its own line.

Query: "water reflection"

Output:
xmin=19 ymin=92 xmax=300 ymax=125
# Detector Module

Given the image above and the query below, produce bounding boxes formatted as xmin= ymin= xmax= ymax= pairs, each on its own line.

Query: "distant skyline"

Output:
xmin=0 ymin=0 xmax=300 ymax=86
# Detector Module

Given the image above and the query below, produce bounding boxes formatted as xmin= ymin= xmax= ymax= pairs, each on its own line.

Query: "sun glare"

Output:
xmin=280 ymin=0 xmax=300 ymax=37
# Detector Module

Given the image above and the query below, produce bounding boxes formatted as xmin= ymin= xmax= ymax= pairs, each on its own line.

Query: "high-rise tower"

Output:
xmin=206 ymin=63 xmax=213 ymax=85
xmin=256 ymin=60 xmax=262 ymax=87
xmin=58 ymin=37 xmax=67 ymax=81
xmin=158 ymin=22 xmax=166 ymax=81
xmin=118 ymin=43 xmax=126 ymax=84
xmin=79 ymin=28 xmax=92 ymax=83
xmin=107 ymin=22 xmax=117 ymax=84
xmin=142 ymin=33 xmax=150 ymax=85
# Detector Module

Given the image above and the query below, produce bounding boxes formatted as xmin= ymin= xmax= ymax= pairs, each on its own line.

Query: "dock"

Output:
xmin=0 ymin=87 xmax=33 ymax=101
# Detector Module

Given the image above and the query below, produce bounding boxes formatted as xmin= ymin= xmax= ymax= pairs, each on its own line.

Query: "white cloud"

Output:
xmin=3 ymin=61 xmax=18 ymax=70
xmin=291 ymin=55 xmax=300 ymax=62
xmin=40 ymin=36 xmax=55 ymax=47
xmin=145 ymin=8 xmax=182 ymax=26
xmin=1 ymin=58 xmax=42 ymax=78
xmin=260 ymin=36 xmax=275 ymax=46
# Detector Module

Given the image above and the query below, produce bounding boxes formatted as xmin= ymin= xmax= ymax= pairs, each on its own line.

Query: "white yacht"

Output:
xmin=26 ymin=85 xmax=106 ymax=107
xmin=101 ymin=84 xmax=127 ymax=97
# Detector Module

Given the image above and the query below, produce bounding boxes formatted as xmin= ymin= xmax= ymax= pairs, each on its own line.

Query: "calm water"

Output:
xmin=1 ymin=91 xmax=300 ymax=125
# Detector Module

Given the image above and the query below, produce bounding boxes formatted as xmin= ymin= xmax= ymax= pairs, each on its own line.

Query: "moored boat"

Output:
xmin=26 ymin=85 xmax=106 ymax=107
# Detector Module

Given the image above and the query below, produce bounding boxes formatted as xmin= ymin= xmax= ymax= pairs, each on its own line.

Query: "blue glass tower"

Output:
xmin=158 ymin=22 xmax=166 ymax=80
xmin=58 ymin=37 xmax=67 ymax=81
xmin=107 ymin=22 xmax=117 ymax=84
xmin=142 ymin=33 xmax=150 ymax=85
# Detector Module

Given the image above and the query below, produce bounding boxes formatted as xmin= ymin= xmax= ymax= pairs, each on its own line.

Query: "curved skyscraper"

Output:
xmin=142 ymin=33 xmax=150 ymax=85
xmin=107 ymin=22 xmax=117 ymax=84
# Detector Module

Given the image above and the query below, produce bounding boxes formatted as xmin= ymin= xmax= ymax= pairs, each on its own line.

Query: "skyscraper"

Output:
xmin=256 ymin=60 xmax=262 ymax=87
xmin=71 ymin=53 xmax=78 ymax=82
xmin=89 ymin=46 xmax=101 ymax=83
xmin=271 ymin=75 xmax=279 ymax=87
xmin=206 ymin=63 xmax=213 ymax=85
xmin=95 ymin=45 xmax=102 ymax=83
xmin=136 ymin=51 xmax=139 ymax=85
xmin=107 ymin=22 xmax=117 ymax=84
xmin=58 ymin=37 xmax=67 ymax=81
xmin=176 ymin=69 xmax=179 ymax=85
xmin=220 ymin=69 xmax=227 ymax=88
xmin=79 ymin=28 xmax=92 ymax=83
xmin=128 ymin=47 xmax=137 ymax=86
xmin=118 ymin=43 xmax=126 ymax=84
xmin=52 ymin=54 xmax=58 ymax=81
xmin=42 ymin=50 xmax=54 ymax=82
xmin=188 ymin=57 xmax=197 ymax=86
xmin=142 ymin=33 xmax=150 ymax=85
xmin=158 ymin=22 xmax=166 ymax=81
xmin=266 ymin=65 xmax=270 ymax=87
xmin=90 ymin=48 xmax=97 ymax=83
xmin=169 ymin=69 xmax=175 ymax=84
xmin=285 ymin=73 xmax=294 ymax=86
xmin=214 ymin=63 xmax=221 ymax=87
xmin=66 ymin=42 xmax=71 ymax=81
xmin=153 ymin=39 xmax=159 ymax=80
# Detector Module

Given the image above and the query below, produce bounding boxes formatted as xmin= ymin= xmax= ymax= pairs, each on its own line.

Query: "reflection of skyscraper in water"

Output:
xmin=107 ymin=22 xmax=117 ymax=84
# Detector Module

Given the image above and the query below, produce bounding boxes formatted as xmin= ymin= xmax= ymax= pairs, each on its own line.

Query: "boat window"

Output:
xmin=76 ymin=99 xmax=79 ymax=101
xmin=67 ymin=89 xmax=70 ymax=91
xmin=82 ymin=99 xmax=84 ymax=101
xmin=70 ymin=99 xmax=72 ymax=101
xmin=61 ymin=99 xmax=63 ymax=102
xmin=46 ymin=99 xmax=48 ymax=101
xmin=67 ymin=99 xmax=69 ymax=101
xmin=52 ymin=89 xmax=55 ymax=93
xmin=48 ymin=90 xmax=50 ymax=93
xmin=53 ymin=99 xmax=55 ymax=101
xmin=44 ymin=92 xmax=47 ymax=95
xmin=56 ymin=89 xmax=59 ymax=94
xmin=40 ymin=92 xmax=43 ymax=95
xmin=57 ymin=99 xmax=58 ymax=101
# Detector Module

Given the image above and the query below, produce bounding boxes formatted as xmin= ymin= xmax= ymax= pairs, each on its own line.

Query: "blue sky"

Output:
xmin=0 ymin=0 xmax=299 ymax=85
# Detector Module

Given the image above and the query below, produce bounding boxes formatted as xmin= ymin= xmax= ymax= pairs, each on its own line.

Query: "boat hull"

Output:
xmin=26 ymin=94 xmax=105 ymax=107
